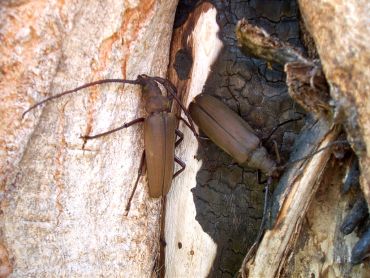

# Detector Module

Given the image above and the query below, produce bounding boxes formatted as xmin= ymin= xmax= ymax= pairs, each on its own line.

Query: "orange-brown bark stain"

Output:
xmin=82 ymin=0 xmax=155 ymax=138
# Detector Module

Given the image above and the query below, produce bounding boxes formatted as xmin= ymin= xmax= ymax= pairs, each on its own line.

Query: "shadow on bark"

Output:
xmin=183 ymin=1 xmax=307 ymax=276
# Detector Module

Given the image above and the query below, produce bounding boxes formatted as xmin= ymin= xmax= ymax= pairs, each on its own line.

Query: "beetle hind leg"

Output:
xmin=124 ymin=151 xmax=146 ymax=216
xmin=173 ymin=156 xmax=186 ymax=178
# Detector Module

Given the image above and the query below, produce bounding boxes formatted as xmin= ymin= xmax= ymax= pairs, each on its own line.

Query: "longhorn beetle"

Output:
xmin=188 ymin=94 xmax=349 ymax=258
xmin=23 ymin=74 xmax=199 ymax=214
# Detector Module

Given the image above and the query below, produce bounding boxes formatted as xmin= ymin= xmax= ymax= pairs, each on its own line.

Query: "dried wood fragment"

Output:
xmin=236 ymin=2 xmax=370 ymax=275
xmin=236 ymin=19 xmax=332 ymax=117
xmin=299 ymin=0 xmax=370 ymax=205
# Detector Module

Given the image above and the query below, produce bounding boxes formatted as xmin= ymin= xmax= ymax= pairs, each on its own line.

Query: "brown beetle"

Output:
xmin=23 ymin=75 xmax=198 ymax=213
xmin=189 ymin=94 xmax=278 ymax=178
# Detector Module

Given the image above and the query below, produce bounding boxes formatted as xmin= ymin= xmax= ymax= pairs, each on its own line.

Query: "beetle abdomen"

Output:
xmin=144 ymin=112 xmax=177 ymax=198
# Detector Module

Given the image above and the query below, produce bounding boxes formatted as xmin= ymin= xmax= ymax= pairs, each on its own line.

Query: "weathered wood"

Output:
xmin=165 ymin=3 xmax=223 ymax=277
xmin=298 ymin=0 xmax=370 ymax=205
xmin=236 ymin=1 xmax=370 ymax=276
xmin=242 ymin=121 xmax=342 ymax=277
xmin=0 ymin=1 xmax=177 ymax=276
xmin=167 ymin=1 xmax=308 ymax=276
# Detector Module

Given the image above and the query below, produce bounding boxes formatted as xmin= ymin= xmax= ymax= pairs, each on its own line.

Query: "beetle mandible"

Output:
xmin=23 ymin=74 xmax=199 ymax=213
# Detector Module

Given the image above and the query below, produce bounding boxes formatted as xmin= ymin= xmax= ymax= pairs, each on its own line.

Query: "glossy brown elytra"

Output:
xmin=23 ymin=74 xmax=198 ymax=213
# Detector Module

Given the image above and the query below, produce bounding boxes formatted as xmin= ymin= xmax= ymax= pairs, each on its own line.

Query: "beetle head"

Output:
xmin=137 ymin=75 xmax=171 ymax=114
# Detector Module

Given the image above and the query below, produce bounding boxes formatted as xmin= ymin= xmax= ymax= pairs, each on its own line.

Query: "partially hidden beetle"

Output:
xmin=189 ymin=94 xmax=279 ymax=179
xmin=23 ymin=74 xmax=198 ymax=213
xmin=188 ymin=93 xmax=284 ymax=258
xmin=189 ymin=94 xmax=365 ymax=263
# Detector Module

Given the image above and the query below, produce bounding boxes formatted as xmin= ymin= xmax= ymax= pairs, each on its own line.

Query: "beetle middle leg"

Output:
xmin=80 ymin=117 xmax=145 ymax=141
xmin=174 ymin=129 xmax=186 ymax=178
xmin=175 ymin=129 xmax=184 ymax=147
xmin=173 ymin=156 xmax=186 ymax=178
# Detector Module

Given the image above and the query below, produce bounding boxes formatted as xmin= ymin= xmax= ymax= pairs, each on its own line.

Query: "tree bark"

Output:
xmin=166 ymin=1 xmax=306 ymax=277
xmin=165 ymin=3 xmax=223 ymax=277
xmin=241 ymin=1 xmax=370 ymax=276
xmin=298 ymin=0 xmax=370 ymax=205
xmin=0 ymin=0 xmax=177 ymax=276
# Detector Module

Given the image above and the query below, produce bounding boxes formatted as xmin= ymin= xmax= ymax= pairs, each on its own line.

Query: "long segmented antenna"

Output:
xmin=151 ymin=76 xmax=199 ymax=138
xmin=277 ymin=140 xmax=350 ymax=171
xmin=22 ymin=78 xmax=141 ymax=119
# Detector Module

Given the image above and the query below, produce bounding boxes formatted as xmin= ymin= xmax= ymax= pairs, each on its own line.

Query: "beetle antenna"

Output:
xmin=22 ymin=78 xmax=141 ymax=119
xmin=277 ymin=140 xmax=350 ymax=171
xmin=152 ymin=76 xmax=200 ymax=138
xmin=262 ymin=116 xmax=302 ymax=144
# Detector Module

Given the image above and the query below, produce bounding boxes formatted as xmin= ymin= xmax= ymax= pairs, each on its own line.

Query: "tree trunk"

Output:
xmin=0 ymin=1 xmax=177 ymax=276
xmin=2 ymin=1 xmax=368 ymax=277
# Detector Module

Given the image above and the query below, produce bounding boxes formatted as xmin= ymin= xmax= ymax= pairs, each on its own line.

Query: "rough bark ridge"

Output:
xmin=0 ymin=0 xmax=177 ymax=276
xmin=298 ymin=0 xmax=370 ymax=204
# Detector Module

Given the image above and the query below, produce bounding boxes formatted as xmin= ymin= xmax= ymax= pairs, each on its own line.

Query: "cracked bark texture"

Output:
xmin=0 ymin=0 xmax=177 ymax=276
xmin=194 ymin=2 xmax=305 ymax=277
xmin=236 ymin=2 xmax=370 ymax=276
xmin=166 ymin=1 xmax=305 ymax=277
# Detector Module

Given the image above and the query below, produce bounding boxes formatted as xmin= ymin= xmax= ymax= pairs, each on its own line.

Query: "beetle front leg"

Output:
xmin=152 ymin=76 xmax=199 ymax=138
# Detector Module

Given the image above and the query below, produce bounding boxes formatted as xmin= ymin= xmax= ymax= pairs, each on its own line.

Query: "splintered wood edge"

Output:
xmin=165 ymin=2 xmax=223 ymax=277
xmin=242 ymin=124 xmax=340 ymax=277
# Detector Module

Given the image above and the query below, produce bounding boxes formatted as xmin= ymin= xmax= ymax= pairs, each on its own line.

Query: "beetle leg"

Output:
xmin=262 ymin=117 xmax=302 ymax=144
xmin=80 ymin=117 xmax=145 ymax=141
xmin=124 ymin=151 xmax=146 ymax=216
xmin=272 ymin=140 xmax=281 ymax=164
xmin=244 ymin=176 xmax=272 ymax=262
xmin=152 ymin=76 xmax=199 ymax=138
xmin=175 ymin=129 xmax=184 ymax=147
xmin=173 ymin=156 xmax=186 ymax=178
xmin=176 ymin=115 xmax=209 ymax=141
xmin=256 ymin=170 xmax=267 ymax=184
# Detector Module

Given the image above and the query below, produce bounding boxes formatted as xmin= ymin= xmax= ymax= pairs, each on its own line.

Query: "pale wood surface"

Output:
xmin=165 ymin=3 xmax=223 ymax=277
xmin=0 ymin=1 xmax=177 ymax=276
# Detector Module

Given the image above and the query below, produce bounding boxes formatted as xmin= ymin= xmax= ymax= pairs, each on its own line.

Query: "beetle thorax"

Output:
xmin=138 ymin=75 xmax=171 ymax=113
xmin=144 ymin=94 xmax=170 ymax=113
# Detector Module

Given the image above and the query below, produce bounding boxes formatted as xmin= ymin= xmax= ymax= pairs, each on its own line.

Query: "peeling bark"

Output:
xmin=298 ymin=0 xmax=370 ymax=205
xmin=165 ymin=3 xmax=222 ymax=277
